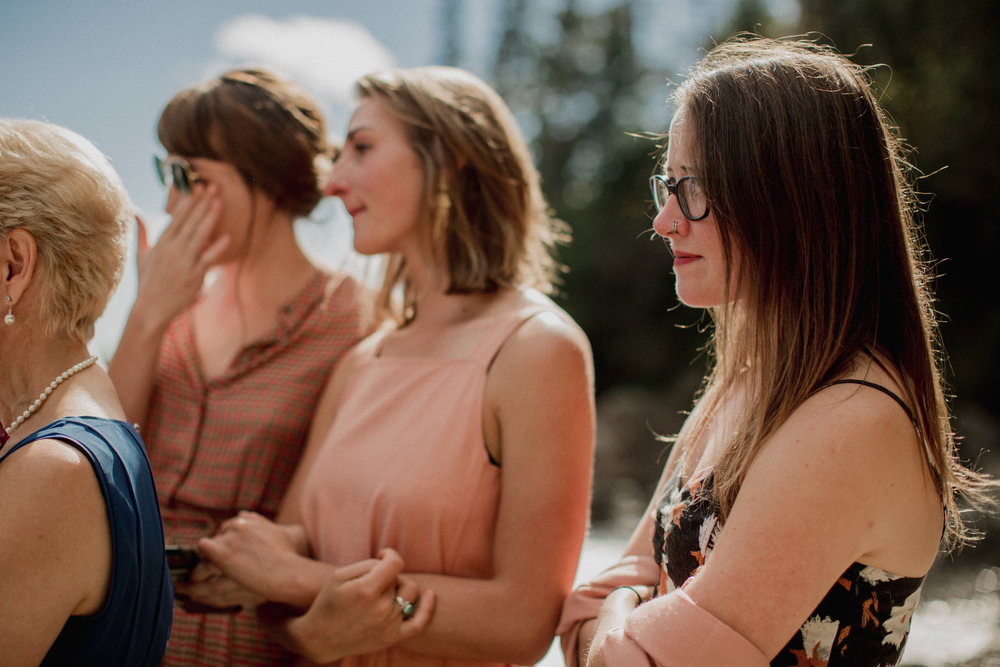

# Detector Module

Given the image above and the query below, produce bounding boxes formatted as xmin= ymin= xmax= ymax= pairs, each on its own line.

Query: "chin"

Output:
xmin=352 ymin=238 xmax=382 ymax=257
xmin=675 ymin=287 xmax=726 ymax=309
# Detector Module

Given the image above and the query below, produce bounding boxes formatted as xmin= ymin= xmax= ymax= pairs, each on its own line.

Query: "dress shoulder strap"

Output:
xmin=821 ymin=379 xmax=917 ymax=425
xmin=470 ymin=302 xmax=550 ymax=366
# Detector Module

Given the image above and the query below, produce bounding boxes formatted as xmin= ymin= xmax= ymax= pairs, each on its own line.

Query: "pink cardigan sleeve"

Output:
xmin=556 ymin=554 xmax=660 ymax=667
xmin=600 ymin=589 xmax=769 ymax=666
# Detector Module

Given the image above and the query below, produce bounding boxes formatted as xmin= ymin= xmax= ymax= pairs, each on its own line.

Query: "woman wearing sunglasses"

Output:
xmin=194 ymin=66 xmax=597 ymax=665
xmin=1 ymin=118 xmax=173 ymax=665
xmin=108 ymin=68 xmax=371 ymax=665
xmin=557 ymin=35 xmax=996 ymax=666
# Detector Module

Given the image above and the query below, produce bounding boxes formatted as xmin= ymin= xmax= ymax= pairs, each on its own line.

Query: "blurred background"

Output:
xmin=4 ymin=1 xmax=998 ymax=663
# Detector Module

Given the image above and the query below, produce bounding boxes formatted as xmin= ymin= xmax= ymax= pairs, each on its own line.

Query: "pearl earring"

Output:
xmin=4 ymin=296 xmax=13 ymax=326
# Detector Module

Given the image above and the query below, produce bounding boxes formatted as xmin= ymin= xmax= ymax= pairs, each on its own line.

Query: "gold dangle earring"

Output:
xmin=4 ymin=296 xmax=14 ymax=326
xmin=432 ymin=178 xmax=452 ymax=241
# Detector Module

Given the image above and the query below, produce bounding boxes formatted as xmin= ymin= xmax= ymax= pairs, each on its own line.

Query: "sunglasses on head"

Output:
xmin=154 ymin=155 xmax=202 ymax=194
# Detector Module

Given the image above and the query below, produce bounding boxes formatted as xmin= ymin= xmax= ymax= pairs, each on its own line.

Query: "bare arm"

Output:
xmin=0 ymin=440 xmax=112 ymax=665
xmin=587 ymin=381 xmax=943 ymax=662
xmin=108 ymin=187 xmax=227 ymax=426
xmin=395 ymin=310 xmax=596 ymax=665
xmin=197 ymin=511 xmax=334 ymax=609
xmin=570 ymin=425 xmax=691 ymax=665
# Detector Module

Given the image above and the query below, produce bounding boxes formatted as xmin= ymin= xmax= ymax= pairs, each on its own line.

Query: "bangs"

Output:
xmin=156 ymin=89 xmax=223 ymax=160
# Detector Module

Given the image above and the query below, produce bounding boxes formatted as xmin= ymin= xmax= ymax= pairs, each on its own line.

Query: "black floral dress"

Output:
xmin=652 ymin=466 xmax=925 ymax=666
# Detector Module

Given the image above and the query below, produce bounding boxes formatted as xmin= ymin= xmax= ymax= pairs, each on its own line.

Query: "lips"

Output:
xmin=672 ymin=250 xmax=700 ymax=266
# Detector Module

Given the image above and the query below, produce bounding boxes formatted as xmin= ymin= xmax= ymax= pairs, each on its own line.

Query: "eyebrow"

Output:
xmin=345 ymin=125 xmax=375 ymax=141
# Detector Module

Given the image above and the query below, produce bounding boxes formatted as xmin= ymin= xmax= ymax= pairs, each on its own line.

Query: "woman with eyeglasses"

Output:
xmin=0 ymin=118 xmax=173 ymax=665
xmin=557 ymin=35 xmax=995 ymax=666
xmin=108 ymin=68 xmax=372 ymax=665
xmin=192 ymin=66 xmax=597 ymax=665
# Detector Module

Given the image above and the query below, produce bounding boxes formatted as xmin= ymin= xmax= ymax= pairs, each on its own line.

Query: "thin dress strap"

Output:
xmin=472 ymin=303 xmax=549 ymax=366
xmin=821 ymin=379 xmax=917 ymax=425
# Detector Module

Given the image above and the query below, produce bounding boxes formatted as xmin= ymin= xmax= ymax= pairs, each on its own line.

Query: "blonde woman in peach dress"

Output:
xmin=197 ymin=66 xmax=596 ymax=666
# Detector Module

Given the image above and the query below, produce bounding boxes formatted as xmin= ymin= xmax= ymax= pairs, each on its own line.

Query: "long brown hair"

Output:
xmin=670 ymin=34 xmax=991 ymax=549
xmin=354 ymin=66 xmax=569 ymax=323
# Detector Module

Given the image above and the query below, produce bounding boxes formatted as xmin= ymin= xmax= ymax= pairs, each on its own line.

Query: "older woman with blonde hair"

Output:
xmin=0 ymin=118 xmax=173 ymax=665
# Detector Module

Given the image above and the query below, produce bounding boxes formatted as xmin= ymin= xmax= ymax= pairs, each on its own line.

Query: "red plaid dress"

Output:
xmin=145 ymin=270 xmax=369 ymax=666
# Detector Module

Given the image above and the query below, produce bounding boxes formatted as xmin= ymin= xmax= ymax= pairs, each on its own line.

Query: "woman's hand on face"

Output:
xmin=134 ymin=183 xmax=230 ymax=329
xmin=261 ymin=549 xmax=436 ymax=663
xmin=196 ymin=511 xmax=306 ymax=603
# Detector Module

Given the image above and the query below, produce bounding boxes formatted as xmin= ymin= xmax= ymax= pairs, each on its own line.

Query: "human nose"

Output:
xmin=323 ymin=159 xmax=347 ymax=197
xmin=652 ymin=198 xmax=687 ymax=238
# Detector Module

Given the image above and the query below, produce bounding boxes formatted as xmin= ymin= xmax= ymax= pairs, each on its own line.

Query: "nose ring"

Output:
xmin=670 ymin=220 xmax=679 ymax=234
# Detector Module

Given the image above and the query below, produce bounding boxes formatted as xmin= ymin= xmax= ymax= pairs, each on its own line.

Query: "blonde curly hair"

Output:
xmin=0 ymin=118 xmax=131 ymax=342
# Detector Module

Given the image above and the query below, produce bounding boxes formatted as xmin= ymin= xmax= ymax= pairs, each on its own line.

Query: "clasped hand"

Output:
xmin=193 ymin=511 xmax=435 ymax=661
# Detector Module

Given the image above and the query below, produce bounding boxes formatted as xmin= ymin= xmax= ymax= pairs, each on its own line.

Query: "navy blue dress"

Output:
xmin=1 ymin=417 xmax=173 ymax=666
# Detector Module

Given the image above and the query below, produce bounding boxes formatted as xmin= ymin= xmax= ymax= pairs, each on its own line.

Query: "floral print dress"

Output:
xmin=653 ymin=466 xmax=924 ymax=666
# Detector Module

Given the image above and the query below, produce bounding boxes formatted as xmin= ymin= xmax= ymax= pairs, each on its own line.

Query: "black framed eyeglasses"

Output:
xmin=154 ymin=155 xmax=202 ymax=194
xmin=649 ymin=174 xmax=710 ymax=221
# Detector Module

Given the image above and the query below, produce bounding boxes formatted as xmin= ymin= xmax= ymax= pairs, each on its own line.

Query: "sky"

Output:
xmin=0 ymin=0 xmax=792 ymax=357
xmin=1 ymin=0 xmax=511 ymax=356
xmin=1 ymin=0 xmax=495 ymax=217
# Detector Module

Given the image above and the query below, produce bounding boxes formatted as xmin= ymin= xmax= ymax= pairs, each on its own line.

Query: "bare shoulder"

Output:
xmin=496 ymin=289 xmax=593 ymax=365
xmin=0 ymin=438 xmax=105 ymax=516
xmin=741 ymin=371 xmax=942 ymax=572
xmin=0 ymin=437 xmax=110 ymax=580
xmin=0 ymin=437 xmax=112 ymax=649
xmin=755 ymin=376 xmax=927 ymax=500
xmin=784 ymin=374 xmax=920 ymax=462
xmin=483 ymin=290 xmax=595 ymax=462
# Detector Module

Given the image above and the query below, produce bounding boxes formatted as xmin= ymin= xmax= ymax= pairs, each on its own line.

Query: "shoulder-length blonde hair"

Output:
xmin=354 ymin=66 xmax=569 ymax=323
xmin=0 ymin=118 xmax=131 ymax=342
xmin=669 ymin=35 xmax=991 ymax=550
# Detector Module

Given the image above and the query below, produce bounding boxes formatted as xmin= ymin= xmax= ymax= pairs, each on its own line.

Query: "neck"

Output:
xmin=0 ymin=340 xmax=97 ymax=439
xmin=212 ymin=211 xmax=318 ymax=307
xmin=406 ymin=286 xmax=511 ymax=329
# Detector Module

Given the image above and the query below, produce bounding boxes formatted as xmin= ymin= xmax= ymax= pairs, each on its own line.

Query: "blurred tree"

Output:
xmin=491 ymin=0 xmax=710 ymax=520
xmin=485 ymin=0 xmax=999 ymax=533
xmin=493 ymin=0 xmax=707 ymax=398
xmin=788 ymin=0 xmax=1000 ymax=428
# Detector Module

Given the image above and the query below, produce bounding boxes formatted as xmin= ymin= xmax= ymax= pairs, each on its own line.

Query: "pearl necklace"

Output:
xmin=5 ymin=355 xmax=99 ymax=436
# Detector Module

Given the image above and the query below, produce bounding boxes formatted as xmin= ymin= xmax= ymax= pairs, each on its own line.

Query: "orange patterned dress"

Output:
xmin=146 ymin=271 xmax=369 ymax=666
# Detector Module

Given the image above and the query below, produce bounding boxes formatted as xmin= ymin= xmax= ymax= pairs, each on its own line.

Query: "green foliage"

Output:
xmin=482 ymin=0 xmax=1000 ymax=530
xmin=789 ymin=0 xmax=1000 ymax=426
xmin=492 ymin=0 xmax=709 ymax=396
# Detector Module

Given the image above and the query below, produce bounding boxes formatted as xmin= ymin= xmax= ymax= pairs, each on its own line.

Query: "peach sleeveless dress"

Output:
xmin=299 ymin=299 xmax=546 ymax=666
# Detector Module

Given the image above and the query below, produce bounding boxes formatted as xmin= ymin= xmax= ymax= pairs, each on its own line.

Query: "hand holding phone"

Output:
xmin=165 ymin=545 xmax=200 ymax=583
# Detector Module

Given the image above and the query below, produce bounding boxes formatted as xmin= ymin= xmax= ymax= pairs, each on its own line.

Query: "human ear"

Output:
xmin=1 ymin=229 xmax=38 ymax=302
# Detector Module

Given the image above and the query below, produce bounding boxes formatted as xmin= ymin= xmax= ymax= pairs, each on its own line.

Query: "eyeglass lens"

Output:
xmin=154 ymin=156 xmax=195 ymax=194
xmin=650 ymin=175 xmax=708 ymax=221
